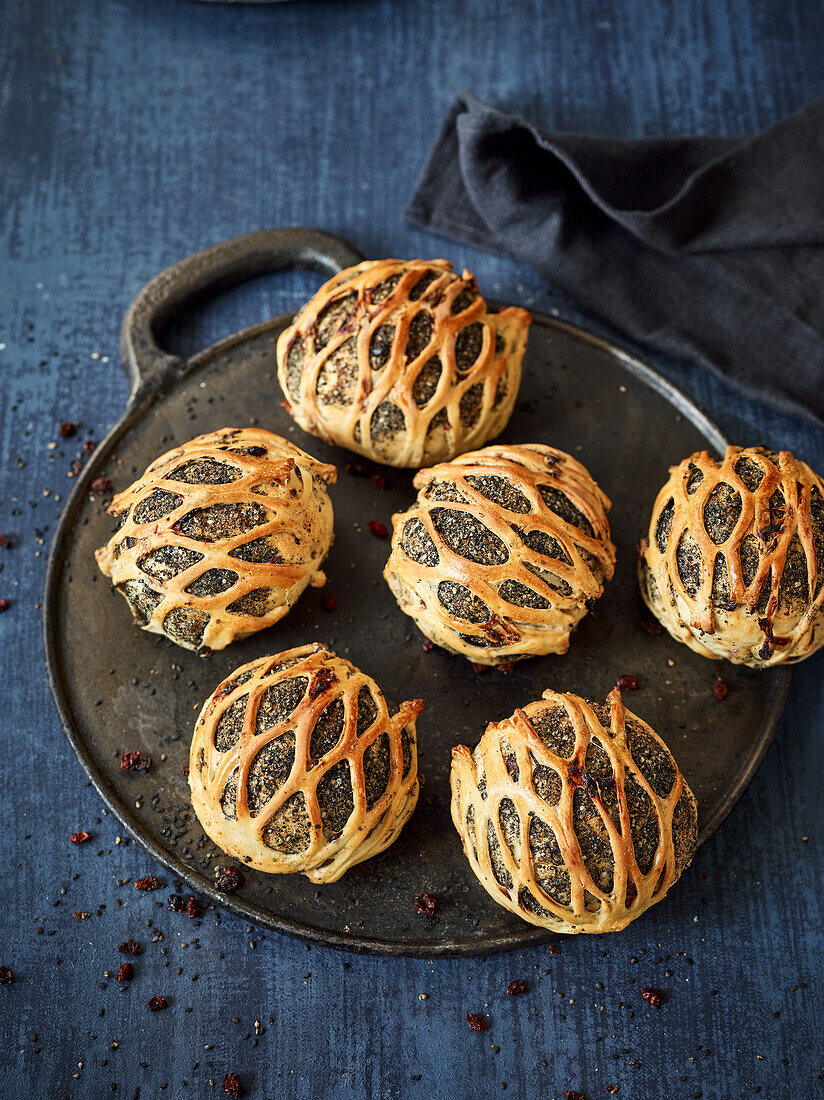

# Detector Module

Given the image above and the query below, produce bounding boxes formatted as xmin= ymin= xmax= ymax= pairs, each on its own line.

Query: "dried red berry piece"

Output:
xmin=616 ymin=674 xmax=641 ymax=691
xmin=91 ymin=476 xmax=112 ymax=493
xmin=216 ymin=866 xmax=245 ymax=893
xmin=134 ymin=876 xmax=164 ymax=892
xmin=308 ymin=667 xmax=336 ymax=701
xmin=224 ymin=1073 xmax=241 ymax=1098
xmin=58 ymin=421 xmax=76 ymax=438
xmin=371 ymin=473 xmax=387 ymax=491
xmin=0 ymin=600 xmax=9 ymax=613
xmin=413 ymin=893 xmax=437 ymax=915
xmin=466 ymin=1012 xmax=487 ymax=1032
xmin=83 ymin=438 xmax=96 ymax=456
xmin=0 ymin=534 xmax=10 ymax=549
xmin=0 ymin=966 xmax=13 ymax=984
xmin=640 ymin=619 xmax=663 ymax=636
xmin=321 ymin=593 xmax=337 ymax=612
xmin=641 ymin=987 xmax=662 ymax=1007
xmin=421 ymin=639 xmax=434 ymax=652
xmin=121 ymin=751 xmax=152 ymax=772
xmin=147 ymin=995 xmax=168 ymax=1012
xmin=118 ymin=941 xmax=142 ymax=956
xmin=507 ymin=980 xmax=527 ymax=996
xmin=546 ymin=944 xmax=561 ymax=955
xmin=185 ymin=896 xmax=202 ymax=919
xmin=167 ymin=894 xmax=185 ymax=913
xmin=368 ymin=520 xmax=388 ymax=539
xmin=69 ymin=459 xmax=82 ymax=476
xmin=713 ymin=678 xmax=728 ymax=700
xmin=566 ymin=1092 xmax=586 ymax=1100
xmin=117 ymin=963 xmax=133 ymax=982
xmin=70 ymin=831 xmax=91 ymax=844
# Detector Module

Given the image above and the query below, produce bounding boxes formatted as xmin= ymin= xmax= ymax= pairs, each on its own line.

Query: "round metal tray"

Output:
xmin=44 ymin=228 xmax=790 ymax=956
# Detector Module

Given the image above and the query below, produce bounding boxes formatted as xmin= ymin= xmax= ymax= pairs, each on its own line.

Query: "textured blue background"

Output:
xmin=1 ymin=0 xmax=823 ymax=1097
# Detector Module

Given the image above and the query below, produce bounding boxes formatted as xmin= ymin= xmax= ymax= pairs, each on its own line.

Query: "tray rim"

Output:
xmin=43 ymin=307 xmax=792 ymax=957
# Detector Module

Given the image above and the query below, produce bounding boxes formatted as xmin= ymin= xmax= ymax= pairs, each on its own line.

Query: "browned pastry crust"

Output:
xmin=451 ymin=688 xmax=697 ymax=934
xmin=639 ymin=445 xmax=824 ymax=666
xmin=189 ymin=643 xmax=424 ymax=883
xmin=276 ymin=259 xmax=531 ymax=467
xmin=383 ymin=444 xmax=616 ymax=665
xmin=95 ymin=428 xmax=336 ymax=652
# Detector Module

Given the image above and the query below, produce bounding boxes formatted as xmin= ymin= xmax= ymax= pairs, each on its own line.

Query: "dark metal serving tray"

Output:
xmin=44 ymin=228 xmax=790 ymax=956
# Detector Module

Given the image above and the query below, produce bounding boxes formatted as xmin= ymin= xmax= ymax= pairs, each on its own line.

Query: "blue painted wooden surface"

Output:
xmin=1 ymin=0 xmax=823 ymax=1096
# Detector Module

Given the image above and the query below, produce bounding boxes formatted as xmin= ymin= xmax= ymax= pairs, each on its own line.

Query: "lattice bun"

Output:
xmin=95 ymin=428 xmax=336 ymax=652
xmin=276 ymin=259 xmax=531 ymax=467
xmin=451 ymin=688 xmax=697 ymax=934
xmin=639 ymin=445 xmax=824 ymax=666
xmin=189 ymin=644 xmax=424 ymax=883
xmin=383 ymin=444 xmax=616 ymax=665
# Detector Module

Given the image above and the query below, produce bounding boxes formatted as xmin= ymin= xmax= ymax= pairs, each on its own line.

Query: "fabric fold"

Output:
xmin=407 ymin=93 xmax=824 ymax=427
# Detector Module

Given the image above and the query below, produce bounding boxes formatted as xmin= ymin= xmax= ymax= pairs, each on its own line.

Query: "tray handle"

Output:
xmin=120 ymin=227 xmax=363 ymax=403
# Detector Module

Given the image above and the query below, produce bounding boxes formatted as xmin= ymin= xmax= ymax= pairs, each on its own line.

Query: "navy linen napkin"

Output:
xmin=406 ymin=93 xmax=824 ymax=428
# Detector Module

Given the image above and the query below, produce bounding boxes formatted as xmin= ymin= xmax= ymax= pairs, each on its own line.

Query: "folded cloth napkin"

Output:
xmin=406 ymin=93 xmax=824 ymax=428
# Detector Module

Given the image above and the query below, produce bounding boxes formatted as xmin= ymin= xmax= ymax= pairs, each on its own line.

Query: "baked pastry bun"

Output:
xmin=451 ymin=688 xmax=697 ymax=934
xmin=383 ymin=444 xmax=616 ymax=665
xmin=639 ymin=445 xmax=824 ymax=666
xmin=276 ymin=259 xmax=530 ymax=467
xmin=95 ymin=428 xmax=336 ymax=652
xmin=189 ymin=644 xmax=424 ymax=883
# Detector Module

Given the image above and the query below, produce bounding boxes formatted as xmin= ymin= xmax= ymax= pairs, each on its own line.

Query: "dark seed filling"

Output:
xmin=627 ymin=722 xmax=675 ymax=799
xmin=316 ymin=337 xmax=358 ymax=407
xmin=675 ymin=530 xmax=702 ymax=597
xmin=309 ymin=697 xmax=345 ymax=759
xmin=685 ymin=464 xmax=704 ymax=494
xmin=411 ymin=356 xmax=442 ymax=407
xmin=262 ymin=792 xmax=311 ymax=853
xmin=811 ymin=487 xmax=824 ymax=596
xmin=711 ymin=553 xmax=731 ymax=603
xmin=625 ymin=775 xmax=658 ymax=875
xmin=167 ymin=458 xmax=241 ymax=485
xmin=779 ymin=534 xmax=809 ymax=607
xmin=528 ymin=814 xmax=571 ymax=906
xmin=437 ymin=579 xmax=490 ymax=623
xmin=184 ymin=568 xmax=238 ymax=597
xmin=499 ymin=796 xmax=521 ymax=862
xmin=454 ymin=322 xmax=483 ymax=373
xmin=739 ymin=533 xmax=770 ymax=611
xmin=255 ymin=677 xmax=308 ymax=732
xmin=424 ymin=480 xmax=468 ymax=503
xmin=465 ymin=474 xmax=531 ymax=513
xmin=220 ymin=768 xmax=238 ymax=819
xmin=369 ymin=324 xmax=395 ymax=371
xmin=655 ymin=498 xmax=674 ymax=553
xmin=400 ymin=517 xmax=440 ymax=566
xmin=214 ymin=697 xmax=247 ymax=752
xmin=173 ymin=501 xmax=269 ymax=543
xmin=226 ymin=588 xmax=276 ymax=618
xmin=285 ymin=337 xmax=306 ymax=401
xmin=487 ymin=817 xmax=513 ymax=891
xmin=703 ymin=482 xmax=742 ymax=545
xmin=430 ymin=507 xmax=509 ymax=565
xmin=122 ymin=579 xmax=162 ymax=624
xmin=356 ymin=685 xmax=379 ymax=737
xmin=132 ymin=489 xmax=183 ymax=525
xmin=500 ymin=738 xmax=519 ymax=783
xmin=538 ymin=485 xmax=594 ymax=538
xmin=459 ymin=382 xmax=484 ymax=428
xmin=733 ymin=455 xmax=766 ymax=491
xmin=531 ymin=754 xmax=562 ymax=805
xmin=363 ymin=733 xmax=391 ymax=810
xmin=451 ymin=288 xmax=476 ymax=314
xmin=530 ymin=704 xmax=577 ymax=757
xmin=425 ymin=409 xmax=449 ymax=439
xmin=671 ymin=788 xmax=698 ymax=878
xmin=316 ymin=760 xmax=355 ymax=837
xmin=400 ymin=726 xmax=413 ymax=779
xmin=163 ymin=607 xmax=208 ymax=647
xmin=573 ymin=783 xmax=616 ymax=893
xmin=139 ymin=545 xmax=204 ymax=583
xmin=370 ymin=401 xmax=406 ymax=443
xmin=517 ymin=527 xmax=571 ymax=564
xmin=405 ymin=312 xmax=433 ymax=362
xmin=314 ymin=291 xmax=358 ymax=352
xmin=247 ymin=733 xmax=297 ymax=815
xmin=409 ymin=271 xmax=439 ymax=300
xmin=498 ymin=578 xmax=551 ymax=610
xmin=369 ymin=274 xmax=401 ymax=304
xmin=229 ymin=536 xmax=285 ymax=564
